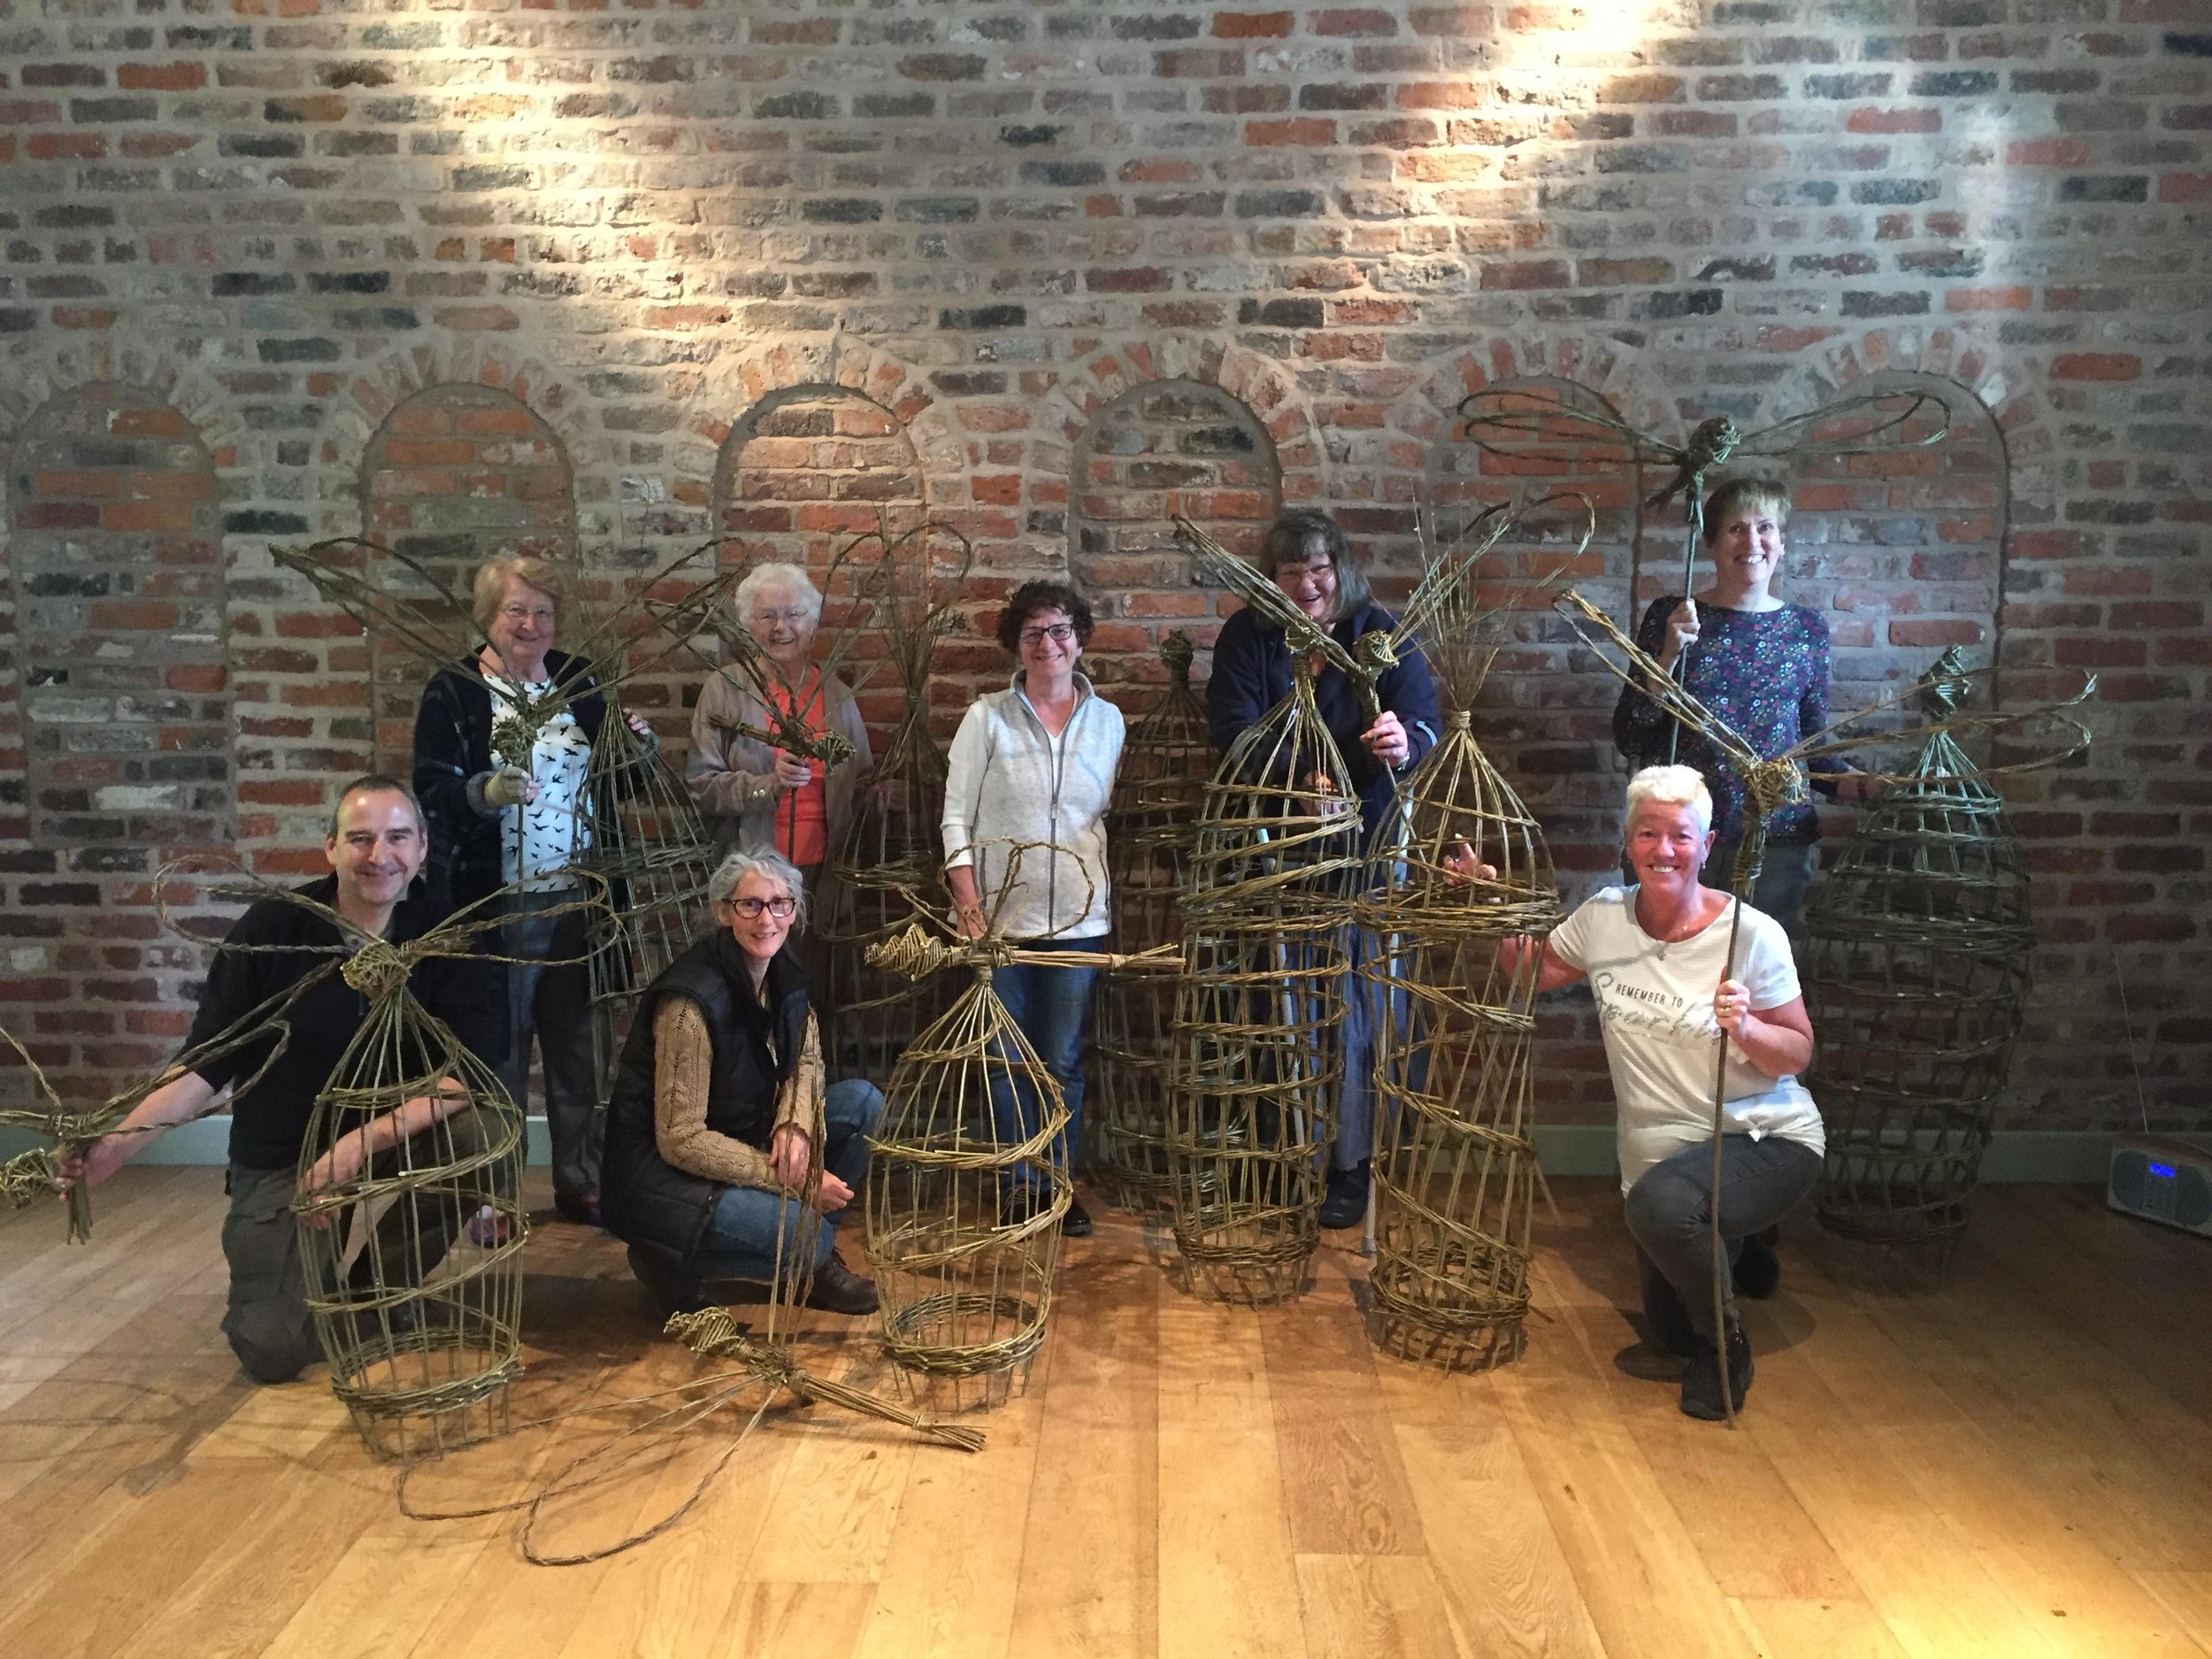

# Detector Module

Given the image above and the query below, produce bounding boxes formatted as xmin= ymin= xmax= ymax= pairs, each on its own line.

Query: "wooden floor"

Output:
xmin=4 ymin=1171 xmax=2210 ymax=1659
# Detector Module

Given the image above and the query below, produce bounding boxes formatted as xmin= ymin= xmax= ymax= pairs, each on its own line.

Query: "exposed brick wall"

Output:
xmin=362 ymin=382 xmax=576 ymax=769
xmin=0 ymin=0 xmax=2204 ymax=1131
xmin=1072 ymin=377 xmax=1281 ymax=688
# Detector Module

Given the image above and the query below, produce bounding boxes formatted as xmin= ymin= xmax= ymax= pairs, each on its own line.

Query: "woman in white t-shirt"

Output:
xmin=1493 ymin=764 xmax=1824 ymax=1420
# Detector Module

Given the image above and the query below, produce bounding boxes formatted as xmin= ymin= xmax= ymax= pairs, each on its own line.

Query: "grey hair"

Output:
xmin=708 ymin=846 xmax=810 ymax=931
xmin=732 ymin=562 xmax=825 ymax=631
xmin=1624 ymin=764 xmax=1714 ymax=838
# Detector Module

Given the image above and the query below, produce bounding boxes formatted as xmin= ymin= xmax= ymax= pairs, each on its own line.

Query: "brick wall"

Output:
xmin=1 ymin=0 xmax=2204 ymax=1131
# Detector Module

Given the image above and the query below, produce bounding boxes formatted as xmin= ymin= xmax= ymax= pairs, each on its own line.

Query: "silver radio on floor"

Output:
xmin=2108 ymin=1135 xmax=2212 ymax=1236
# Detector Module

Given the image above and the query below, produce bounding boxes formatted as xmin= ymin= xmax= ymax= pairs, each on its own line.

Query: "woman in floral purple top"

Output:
xmin=1612 ymin=478 xmax=1872 ymax=930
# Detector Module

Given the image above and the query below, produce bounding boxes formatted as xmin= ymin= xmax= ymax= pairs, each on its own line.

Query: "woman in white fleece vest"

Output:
xmin=941 ymin=581 xmax=1126 ymax=1240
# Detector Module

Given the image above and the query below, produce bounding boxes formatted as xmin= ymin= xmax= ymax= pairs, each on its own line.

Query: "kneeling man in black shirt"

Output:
xmin=62 ymin=775 xmax=507 ymax=1383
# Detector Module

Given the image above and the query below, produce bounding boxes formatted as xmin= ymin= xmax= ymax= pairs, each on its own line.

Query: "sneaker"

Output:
xmin=1733 ymin=1225 xmax=1782 ymax=1300
xmin=1317 ymin=1161 xmax=1370 ymax=1231
xmin=1680 ymin=1319 xmax=1754 ymax=1422
xmin=802 ymin=1251 xmax=879 ymax=1316
xmin=465 ymin=1203 xmax=516 ymax=1248
xmin=1060 ymin=1197 xmax=1094 ymax=1239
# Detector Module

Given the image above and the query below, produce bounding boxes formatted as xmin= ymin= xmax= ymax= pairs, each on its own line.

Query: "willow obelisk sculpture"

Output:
xmin=1802 ymin=649 xmax=2036 ymax=1256
xmin=1360 ymin=497 xmax=1589 ymax=1369
xmin=1165 ymin=529 xmax=1364 ymax=1303
xmin=1094 ymin=632 xmax=1214 ymax=1210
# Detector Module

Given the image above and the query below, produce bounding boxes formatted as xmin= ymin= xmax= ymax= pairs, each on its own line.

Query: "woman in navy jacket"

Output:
xmin=1205 ymin=509 xmax=1439 ymax=1231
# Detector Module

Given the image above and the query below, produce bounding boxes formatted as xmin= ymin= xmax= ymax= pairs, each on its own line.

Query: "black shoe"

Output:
xmin=626 ymin=1244 xmax=711 ymax=1321
xmin=554 ymin=1189 xmax=603 ymax=1228
xmin=1733 ymin=1225 xmax=1782 ymax=1301
xmin=802 ymin=1251 xmax=879 ymax=1316
xmin=1317 ymin=1161 xmax=1370 ymax=1231
xmin=1680 ymin=1320 xmax=1754 ymax=1422
xmin=1061 ymin=1197 xmax=1094 ymax=1238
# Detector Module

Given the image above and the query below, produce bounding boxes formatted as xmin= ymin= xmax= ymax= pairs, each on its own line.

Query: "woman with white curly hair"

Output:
xmin=687 ymin=561 xmax=873 ymax=888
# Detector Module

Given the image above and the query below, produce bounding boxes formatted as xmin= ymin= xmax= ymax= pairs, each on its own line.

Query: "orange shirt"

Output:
xmin=768 ymin=670 xmax=830 ymax=868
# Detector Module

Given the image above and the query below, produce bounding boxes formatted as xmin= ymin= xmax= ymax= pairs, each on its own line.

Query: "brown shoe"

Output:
xmin=802 ymin=1251 xmax=879 ymax=1316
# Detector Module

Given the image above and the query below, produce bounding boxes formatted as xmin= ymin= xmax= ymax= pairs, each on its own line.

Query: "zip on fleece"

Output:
xmin=1010 ymin=679 xmax=1094 ymax=937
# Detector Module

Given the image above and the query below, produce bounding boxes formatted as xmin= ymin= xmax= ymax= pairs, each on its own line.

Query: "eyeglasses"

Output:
xmin=498 ymin=603 xmax=556 ymax=626
xmin=1018 ymin=622 xmax=1077 ymax=647
xmin=731 ymin=895 xmax=797 ymax=919
xmin=751 ymin=607 xmax=811 ymax=628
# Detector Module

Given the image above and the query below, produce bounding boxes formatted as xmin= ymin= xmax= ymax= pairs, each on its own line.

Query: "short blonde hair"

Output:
xmin=733 ymin=561 xmax=824 ymax=631
xmin=1700 ymin=477 xmax=1789 ymax=543
xmin=472 ymin=555 xmax=565 ymax=631
xmin=1624 ymin=764 xmax=1713 ymax=838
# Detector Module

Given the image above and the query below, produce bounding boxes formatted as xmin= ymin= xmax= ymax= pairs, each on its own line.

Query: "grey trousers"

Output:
xmin=499 ymin=887 xmax=603 ymax=1202
xmin=219 ymin=1103 xmax=502 ymax=1385
xmin=1624 ymin=1133 xmax=1822 ymax=1344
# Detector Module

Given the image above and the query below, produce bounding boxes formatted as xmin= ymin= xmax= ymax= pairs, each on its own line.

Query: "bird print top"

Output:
xmin=489 ymin=673 xmax=592 ymax=890
xmin=1612 ymin=596 xmax=1835 ymax=847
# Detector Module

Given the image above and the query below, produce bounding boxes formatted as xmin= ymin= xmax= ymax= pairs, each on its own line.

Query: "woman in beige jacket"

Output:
xmin=686 ymin=561 xmax=873 ymax=887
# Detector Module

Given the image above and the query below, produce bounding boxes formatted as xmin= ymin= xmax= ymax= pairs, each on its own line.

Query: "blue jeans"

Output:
xmin=691 ymin=1079 xmax=883 ymax=1283
xmin=1335 ymin=925 xmax=1409 ymax=1174
xmin=989 ymin=935 xmax=1105 ymax=1197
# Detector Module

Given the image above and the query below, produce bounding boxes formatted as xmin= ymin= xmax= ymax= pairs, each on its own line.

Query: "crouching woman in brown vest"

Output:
xmin=602 ymin=848 xmax=882 ymax=1319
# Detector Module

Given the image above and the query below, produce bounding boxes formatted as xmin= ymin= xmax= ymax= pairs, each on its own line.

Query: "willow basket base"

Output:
xmin=1169 ymin=1223 xmax=1316 ymax=1306
xmin=333 ymin=1348 xmax=517 ymax=1463
xmin=1815 ymin=1194 xmax=1971 ymax=1251
xmin=1369 ymin=1309 xmax=1526 ymax=1374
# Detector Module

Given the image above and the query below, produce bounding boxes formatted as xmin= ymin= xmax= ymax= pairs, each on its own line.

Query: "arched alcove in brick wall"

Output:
xmin=710 ymin=385 xmax=926 ymax=743
xmin=9 ymin=383 xmax=231 ymax=849
xmin=359 ymin=384 xmax=578 ymax=772
xmin=1068 ymin=378 xmax=1280 ymax=692
xmin=1416 ymin=375 xmax=1651 ymax=886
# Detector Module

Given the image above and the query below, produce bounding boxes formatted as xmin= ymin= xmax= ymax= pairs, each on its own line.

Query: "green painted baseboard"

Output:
xmin=0 ymin=1119 xmax=2129 ymax=1184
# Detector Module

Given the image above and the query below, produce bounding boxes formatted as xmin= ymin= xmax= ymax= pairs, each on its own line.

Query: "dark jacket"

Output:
xmin=1206 ymin=599 xmax=1440 ymax=840
xmin=184 ymin=876 xmax=508 ymax=1171
xmin=411 ymin=649 xmax=610 ymax=911
xmin=600 ymin=931 xmax=810 ymax=1271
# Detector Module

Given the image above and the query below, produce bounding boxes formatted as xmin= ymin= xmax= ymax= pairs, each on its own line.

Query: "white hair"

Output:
xmin=732 ymin=562 xmax=824 ymax=631
xmin=709 ymin=846 xmax=810 ymax=932
xmin=1624 ymin=764 xmax=1713 ymax=838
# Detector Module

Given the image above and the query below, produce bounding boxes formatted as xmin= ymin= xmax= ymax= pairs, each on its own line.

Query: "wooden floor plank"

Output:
xmin=2134 ymin=1571 xmax=2212 ymax=1655
xmin=0 ymin=1181 xmax=2204 ymax=1659
xmin=1744 ymin=1304 xmax=2072 ymax=1659
xmin=1781 ymin=1249 xmax=2205 ymax=1659
xmin=1731 ymin=1594 xmax=1917 ymax=1659
xmin=1397 ymin=1425 xmax=1606 ymax=1659
xmin=1531 ymin=1206 xmax=1863 ymax=1604
xmin=1294 ymin=1555 xmax=1468 ymax=1659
